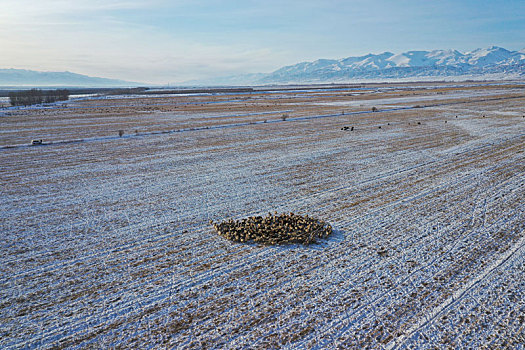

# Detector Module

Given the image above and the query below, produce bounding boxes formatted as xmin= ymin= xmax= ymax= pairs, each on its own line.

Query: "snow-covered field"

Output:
xmin=1 ymin=82 xmax=524 ymax=349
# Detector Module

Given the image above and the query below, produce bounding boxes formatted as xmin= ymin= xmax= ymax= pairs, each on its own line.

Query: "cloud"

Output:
xmin=1 ymin=0 xmax=152 ymax=15
xmin=0 ymin=15 xmax=284 ymax=84
xmin=0 ymin=0 xmax=293 ymax=84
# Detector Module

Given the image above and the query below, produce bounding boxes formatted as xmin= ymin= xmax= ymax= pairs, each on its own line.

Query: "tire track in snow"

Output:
xmin=387 ymin=232 xmax=525 ymax=350
xmin=279 ymin=172 xmax=524 ymax=349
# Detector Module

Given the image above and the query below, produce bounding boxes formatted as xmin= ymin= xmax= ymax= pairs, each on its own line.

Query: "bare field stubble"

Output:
xmin=1 ymin=82 xmax=524 ymax=349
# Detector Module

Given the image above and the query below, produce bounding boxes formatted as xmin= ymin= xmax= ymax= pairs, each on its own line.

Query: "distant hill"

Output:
xmin=0 ymin=69 xmax=141 ymax=87
xmin=189 ymin=46 xmax=525 ymax=85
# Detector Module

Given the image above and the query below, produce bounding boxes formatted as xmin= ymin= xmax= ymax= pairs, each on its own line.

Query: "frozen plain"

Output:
xmin=1 ymin=82 xmax=524 ymax=349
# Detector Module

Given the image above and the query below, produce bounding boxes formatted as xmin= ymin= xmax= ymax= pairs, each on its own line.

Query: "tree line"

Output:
xmin=9 ymin=89 xmax=70 ymax=106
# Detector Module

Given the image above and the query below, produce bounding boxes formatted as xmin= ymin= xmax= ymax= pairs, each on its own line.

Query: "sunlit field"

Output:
xmin=1 ymin=82 xmax=524 ymax=349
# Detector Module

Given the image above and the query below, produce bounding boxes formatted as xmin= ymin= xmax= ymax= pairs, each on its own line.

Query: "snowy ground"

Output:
xmin=1 ymin=82 xmax=524 ymax=349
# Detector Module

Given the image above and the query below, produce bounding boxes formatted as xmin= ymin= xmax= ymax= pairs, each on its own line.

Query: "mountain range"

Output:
xmin=0 ymin=69 xmax=138 ymax=87
xmin=2 ymin=47 xmax=524 ymax=87
xmin=189 ymin=46 xmax=525 ymax=85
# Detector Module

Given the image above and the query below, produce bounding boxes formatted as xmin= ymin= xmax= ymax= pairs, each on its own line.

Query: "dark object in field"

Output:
xmin=211 ymin=212 xmax=332 ymax=245
xmin=31 ymin=139 xmax=42 ymax=145
xmin=377 ymin=248 xmax=388 ymax=257
xmin=341 ymin=126 xmax=354 ymax=131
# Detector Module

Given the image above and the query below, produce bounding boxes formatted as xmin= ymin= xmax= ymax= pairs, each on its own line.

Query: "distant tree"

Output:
xmin=8 ymin=92 xmax=18 ymax=106
xmin=56 ymin=89 xmax=70 ymax=101
xmin=9 ymin=89 xmax=43 ymax=106
xmin=9 ymin=89 xmax=69 ymax=106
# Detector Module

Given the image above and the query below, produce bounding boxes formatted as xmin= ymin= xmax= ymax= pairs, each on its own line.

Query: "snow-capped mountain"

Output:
xmin=188 ymin=46 xmax=525 ymax=85
xmin=260 ymin=46 xmax=525 ymax=84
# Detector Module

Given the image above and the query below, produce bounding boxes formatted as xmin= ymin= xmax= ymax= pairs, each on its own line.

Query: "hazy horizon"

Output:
xmin=2 ymin=0 xmax=524 ymax=84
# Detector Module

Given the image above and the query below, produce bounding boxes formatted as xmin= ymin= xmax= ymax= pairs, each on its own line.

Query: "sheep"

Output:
xmin=211 ymin=212 xmax=332 ymax=245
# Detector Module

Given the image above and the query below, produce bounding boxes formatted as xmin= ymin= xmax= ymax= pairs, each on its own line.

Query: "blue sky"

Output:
xmin=1 ymin=0 xmax=524 ymax=84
